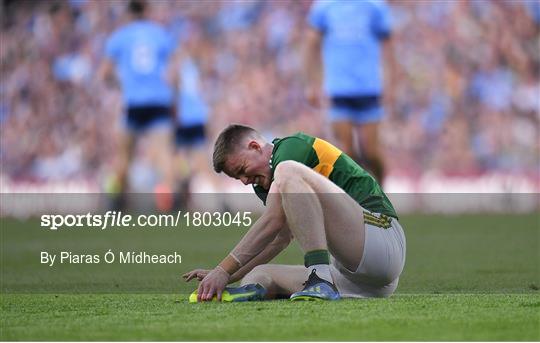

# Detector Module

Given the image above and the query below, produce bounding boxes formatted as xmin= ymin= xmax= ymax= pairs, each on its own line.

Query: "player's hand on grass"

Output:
xmin=197 ymin=266 xmax=230 ymax=302
xmin=182 ymin=269 xmax=211 ymax=282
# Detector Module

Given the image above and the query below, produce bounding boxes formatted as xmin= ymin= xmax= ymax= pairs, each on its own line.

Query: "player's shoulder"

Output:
xmin=314 ymin=0 xmax=387 ymax=10
xmin=310 ymin=0 xmax=337 ymax=13
xmin=116 ymin=20 xmax=167 ymax=36
xmin=142 ymin=21 xmax=173 ymax=43
xmin=365 ymin=0 xmax=390 ymax=11
xmin=143 ymin=20 xmax=168 ymax=33
xmin=108 ymin=24 xmax=126 ymax=41
xmin=274 ymin=132 xmax=314 ymax=147
xmin=113 ymin=21 xmax=139 ymax=34
xmin=272 ymin=133 xmax=315 ymax=161
xmin=108 ymin=21 xmax=138 ymax=43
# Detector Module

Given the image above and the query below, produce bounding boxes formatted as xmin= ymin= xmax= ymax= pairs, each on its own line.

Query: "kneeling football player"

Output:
xmin=184 ymin=124 xmax=406 ymax=301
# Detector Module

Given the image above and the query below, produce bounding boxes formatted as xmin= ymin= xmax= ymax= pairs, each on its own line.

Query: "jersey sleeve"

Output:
xmin=307 ymin=0 xmax=327 ymax=33
xmin=271 ymin=137 xmax=317 ymax=174
xmin=105 ymin=31 xmax=121 ymax=61
xmin=161 ymin=29 xmax=176 ymax=59
xmin=371 ymin=1 xmax=392 ymax=40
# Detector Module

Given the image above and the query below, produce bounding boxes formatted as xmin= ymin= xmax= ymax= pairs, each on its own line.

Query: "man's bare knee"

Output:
xmin=274 ymin=160 xmax=344 ymax=196
xmin=274 ymin=160 xmax=306 ymax=179
xmin=273 ymin=161 xmax=312 ymax=193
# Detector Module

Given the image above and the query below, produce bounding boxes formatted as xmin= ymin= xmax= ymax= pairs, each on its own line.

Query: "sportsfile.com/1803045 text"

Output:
xmin=40 ymin=211 xmax=253 ymax=231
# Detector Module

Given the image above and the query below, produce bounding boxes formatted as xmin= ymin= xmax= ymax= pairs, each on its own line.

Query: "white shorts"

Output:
xmin=330 ymin=213 xmax=406 ymax=298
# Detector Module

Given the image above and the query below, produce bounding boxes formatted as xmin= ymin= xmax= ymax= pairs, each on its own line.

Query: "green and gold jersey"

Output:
xmin=253 ymin=132 xmax=398 ymax=219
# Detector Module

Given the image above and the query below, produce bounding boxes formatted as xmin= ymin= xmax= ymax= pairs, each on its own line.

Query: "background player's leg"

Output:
xmin=112 ymin=130 xmax=136 ymax=207
xmin=173 ymin=147 xmax=191 ymax=207
xmin=147 ymin=127 xmax=175 ymax=211
xmin=274 ymin=161 xmax=366 ymax=272
xmin=173 ymin=125 xmax=208 ymax=208
xmin=356 ymin=122 xmax=385 ymax=183
xmin=147 ymin=127 xmax=175 ymax=188
xmin=241 ymin=264 xmax=308 ymax=299
xmin=331 ymin=121 xmax=356 ymax=161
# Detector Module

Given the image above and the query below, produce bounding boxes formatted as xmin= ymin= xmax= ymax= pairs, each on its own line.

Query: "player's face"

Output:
xmin=224 ymin=142 xmax=272 ymax=190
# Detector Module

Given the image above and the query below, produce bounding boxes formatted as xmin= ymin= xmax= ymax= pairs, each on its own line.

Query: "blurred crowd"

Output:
xmin=1 ymin=0 xmax=539 ymax=184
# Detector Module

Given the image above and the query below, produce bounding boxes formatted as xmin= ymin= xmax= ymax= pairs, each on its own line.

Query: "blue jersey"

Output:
xmin=308 ymin=0 xmax=392 ymax=96
xmin=177 ymin=57 xmax=208 ymax=126
xmin=105 ymin=20 xmax=174 ymax=107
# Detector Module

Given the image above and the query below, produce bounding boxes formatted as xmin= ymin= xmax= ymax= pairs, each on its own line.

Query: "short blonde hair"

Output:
xmin=212 ymin=124 xmax=259 ymax=173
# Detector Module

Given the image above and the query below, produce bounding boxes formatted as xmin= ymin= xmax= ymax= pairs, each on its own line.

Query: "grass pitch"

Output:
xmin=1 ymin=213 xmax=539 ymax=340
xmin=2 ymin=294 xmax=538 ymax=341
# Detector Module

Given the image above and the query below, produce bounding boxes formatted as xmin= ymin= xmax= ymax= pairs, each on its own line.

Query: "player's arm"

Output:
xmin=226 ymin=184 xmax=287 ymax=269
xmin=167 ymin=47 xmax=183 ymax=121
xmin=96 ymin=58 xmax=116 ymax=86
xmin=183 ymin=226 xmax=292 ymax=283
xmin=303 ymin=26 xmax=323 ymax=107
xmin=98 ymin=32 xmax=120 ymax=87
xmin=196 ymin=183 xmax=286 ymax=301
xmin=228 ymin=225 xmax=293 ymax=283
xmin=382 ymin=36 xmax=396 ymax=116
xmin=375 ymin=1 xmax=395 ymax=116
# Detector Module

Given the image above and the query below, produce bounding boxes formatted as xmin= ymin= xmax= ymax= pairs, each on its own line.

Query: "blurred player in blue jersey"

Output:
xmin=304 ymin=0 xmax=394 ymax=183
xmin=169 ymin=30 xmax=210 ymax=203
xmin=98 ymin=0 xmax=176 ymax=210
